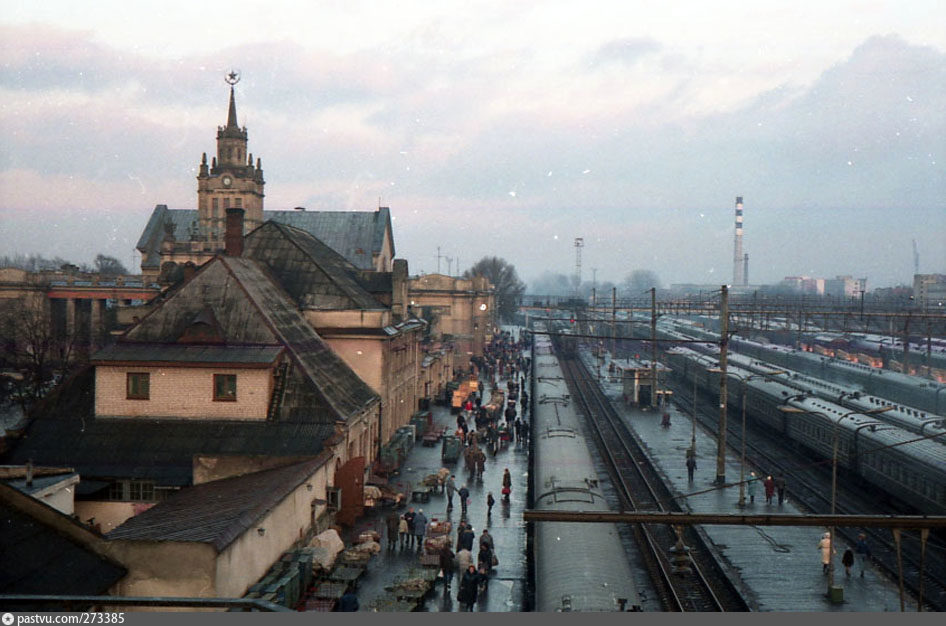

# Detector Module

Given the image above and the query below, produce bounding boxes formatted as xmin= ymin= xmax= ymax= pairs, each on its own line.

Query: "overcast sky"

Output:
xmin=1 ymin=1 xmax=944 ymax=289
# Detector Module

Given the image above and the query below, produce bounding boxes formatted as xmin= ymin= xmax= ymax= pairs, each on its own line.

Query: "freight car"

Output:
xmin=531 ymin=327 xmax=640 ymax=612
xmin=665 ymin=347 xmax=946 ymax=515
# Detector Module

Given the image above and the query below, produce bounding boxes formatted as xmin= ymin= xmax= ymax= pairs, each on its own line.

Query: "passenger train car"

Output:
xmin=718 ymin=351 xmax=946 ymax=445
xmin=530 ymin=327 xmax=640 ymax=611
xmin=665 ymin=347 xmax=946 ymax=515
xmin=655 ymin=319 xmax=946 ymax=416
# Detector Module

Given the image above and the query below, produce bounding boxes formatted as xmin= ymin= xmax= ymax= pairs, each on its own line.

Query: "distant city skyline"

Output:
xmin=1 ymin=1 xmax=944 ymax=288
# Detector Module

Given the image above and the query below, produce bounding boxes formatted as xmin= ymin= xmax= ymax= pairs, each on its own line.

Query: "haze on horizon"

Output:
xmin=1 ymin=1 xmax=944 ymax=290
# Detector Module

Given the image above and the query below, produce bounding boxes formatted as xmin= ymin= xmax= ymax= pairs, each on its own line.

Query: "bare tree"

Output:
xmin=93 ymin=254 xmax=128 ymax=276
xmin=464 ymin=257 xmax=526 ymax=322
xmin=0 ymin=297 xmax=79 ymax=413
xmin=620 ymin=269 xmax=662 ymax=298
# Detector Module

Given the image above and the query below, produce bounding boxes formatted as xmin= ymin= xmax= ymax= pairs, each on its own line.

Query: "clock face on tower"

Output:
xmin=222 ymin=175 xmax=232 ymax=187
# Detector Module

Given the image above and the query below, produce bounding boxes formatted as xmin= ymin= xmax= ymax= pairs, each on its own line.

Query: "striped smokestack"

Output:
xmin=733 ymin=196 xmax=745 ymax=286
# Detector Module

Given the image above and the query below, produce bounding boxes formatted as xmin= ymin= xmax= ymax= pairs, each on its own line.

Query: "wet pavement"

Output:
xmin=583 ymin=347 xmax=920 ymax=612
xmin=341 ymin=332 xmax=530 ymax=612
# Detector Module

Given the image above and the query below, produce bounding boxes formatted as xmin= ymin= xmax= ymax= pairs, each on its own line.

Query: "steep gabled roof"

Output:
xmin=220 ymin=256 xmax=380 ymax=417
xmin=244 ymin=221 xmax=384 ymax=311
xmin=121 ymin=256 xmax=378 ymax=419
xmin=106 ymin=458 xmax=328 ymax=552
xmin=3 ymin=255 xmax=380 ymax=486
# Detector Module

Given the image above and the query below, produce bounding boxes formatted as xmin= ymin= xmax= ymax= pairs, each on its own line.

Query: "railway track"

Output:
xmin=667 ymin=375 xmax=946 ymax=612
xmin=558 ymin=346 xmax=749 ymax=611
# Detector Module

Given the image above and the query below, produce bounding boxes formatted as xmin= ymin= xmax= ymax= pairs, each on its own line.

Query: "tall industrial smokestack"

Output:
xmin=733 ymin=196 xmax=745 ymax=286
xmin=743 ymin=253 xmax=749 ymax=287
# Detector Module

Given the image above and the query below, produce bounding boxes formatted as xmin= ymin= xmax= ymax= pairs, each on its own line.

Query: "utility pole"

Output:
xmin=611 ymin=287 xmax=617 ymax=357
xmin=715 ymin=284 xmax=729 ymax=485
xmin=574 ymin=238 xmax=584 ymax=298
xmin=651 ymin=287 xmax=658 ymax=409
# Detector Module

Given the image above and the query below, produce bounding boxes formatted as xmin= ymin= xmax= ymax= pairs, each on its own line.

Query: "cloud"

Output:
xmin=0 ymin=24 xmax=943 ymax=288
xmin=589 ymin=37 xmax=663 ymax=66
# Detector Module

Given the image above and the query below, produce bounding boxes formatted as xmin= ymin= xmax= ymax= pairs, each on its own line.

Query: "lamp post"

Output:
xmin=690 ymin=365 xmax=698 ymax=456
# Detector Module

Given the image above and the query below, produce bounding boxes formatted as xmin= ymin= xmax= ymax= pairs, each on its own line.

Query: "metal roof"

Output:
xmin=137 ymin=206 xmax=392 ymax=271
xmin=91 ymin=344 xmax=284 ymax=365
xmin=243 ymin=222 xmax=383 ymax=311
xmin=0 ymin=484 xmax=127 ymax=604
xmin=106 ymin=458 xmax=328 ymax=551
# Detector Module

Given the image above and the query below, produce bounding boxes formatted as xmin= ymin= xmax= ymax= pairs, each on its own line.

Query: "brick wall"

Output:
xmin=95 ymin=365 xmax=273 ymax=419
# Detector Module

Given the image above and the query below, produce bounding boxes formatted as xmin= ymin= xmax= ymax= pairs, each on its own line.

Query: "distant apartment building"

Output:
xmin=913 ymin=274 xmax=946 ymax=309
xmin=779 ymin=276 xmax=825 ymax=295
xmin=824 ymin=275 xmax=867 ymax=299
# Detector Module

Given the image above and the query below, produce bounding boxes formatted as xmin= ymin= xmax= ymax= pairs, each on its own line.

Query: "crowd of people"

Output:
xmin=373 ymin=330 xmax=533 ymax=611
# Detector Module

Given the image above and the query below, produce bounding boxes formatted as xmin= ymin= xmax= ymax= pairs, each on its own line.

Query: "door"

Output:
xmin=334 ymin=456 xmax=366 ymax=526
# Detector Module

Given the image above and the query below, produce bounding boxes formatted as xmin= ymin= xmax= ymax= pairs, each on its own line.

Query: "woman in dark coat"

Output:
xmin=763 ymin=475 xmax=776 ymax=504
xmin=458 ymin=564 xmax=481 ymax=611
xmin=502 ymin=468 xmax=512 ymax=501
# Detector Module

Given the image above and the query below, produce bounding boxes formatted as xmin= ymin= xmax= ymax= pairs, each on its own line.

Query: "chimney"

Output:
xmin=733 ymin=196 xmax=745 ymax=286
xmin=392 ymin=258 xmax=409 ymax=321
xmin=225 ymin=208 xmax=245 ymax=256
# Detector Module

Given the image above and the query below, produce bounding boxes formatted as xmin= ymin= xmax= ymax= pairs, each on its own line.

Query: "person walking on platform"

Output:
xmin=458 ymin=484 xmax=470 ymax=516
xmin=439 ymin=544 xmax=456 ymax=589
xmin=775 ymin=473 xmax=787 ymax=505
xmin=502 ymin=468 xmax=512 ymax=502
xmin=486 ymin=492 xmax=495 ymax=517
xmin=842 ymin=547 xmax=855 ymax=577
xmin=385 ymin=510 xmax=400 ymax=550
xmin=458 ymin=523 xmax=475 ymax=552
xmin=457 ymin=547 xmax=473 ymax=577
xmin=458 ymin=564 xmax=483 ymax=611
xmin=446 ymin=474 xmax=457 ymax=510
xmin=763 ymin=475 xmax=775 ymax=505
xmin=855 ymin=533 xmax=872 ymax=577
xmin=413 ymin=508 xmax=428 ymax=551
xmin=403 ymin=508 xmax=416 ymax=548
xmin=398 ymin=513 xmax=410 ymax=548
xmin=818 ymin=532 xmax=831 ymax=574
xmin=686 ymin=454 xmax=696 ymax=482
xmin=747 ymin=472 xmax=758 ymax=504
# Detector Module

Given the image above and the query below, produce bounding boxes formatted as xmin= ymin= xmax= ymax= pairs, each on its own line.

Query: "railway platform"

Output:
xmin=336 ymin=345 xmax=530 ymax=611
xmin=582 ymin=349 xmax=920 ymax=612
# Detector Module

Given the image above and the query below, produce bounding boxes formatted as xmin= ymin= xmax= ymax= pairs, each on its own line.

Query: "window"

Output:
xmin=224 ymin=197 xmax=231 ymax=209
xmin=212 ymin=197 xmax=219 ymax=210
xmin=326 ymin=486 xmax=342 ymax=511
xmin=214 ymin=374 xmax=237 ymax=401
xmin=234 ymin=197 xmax=242 ymax=208
xmin=107 ymin=480 xmax=156 ymax=502
xmin=126 ymin=372 xmax=150 ymax=400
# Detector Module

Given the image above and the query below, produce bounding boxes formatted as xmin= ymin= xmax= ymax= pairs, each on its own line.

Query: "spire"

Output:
xmin=227 ymin=86 xmax=239 ymax=129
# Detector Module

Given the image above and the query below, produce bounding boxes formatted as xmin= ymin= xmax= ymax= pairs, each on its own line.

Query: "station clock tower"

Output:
xmin=196 ymin=71 xmax=265 ymax=247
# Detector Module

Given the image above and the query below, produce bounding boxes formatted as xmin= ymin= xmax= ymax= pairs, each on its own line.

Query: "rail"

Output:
xmin=556 ymin=339 xmax=748 ymax=611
